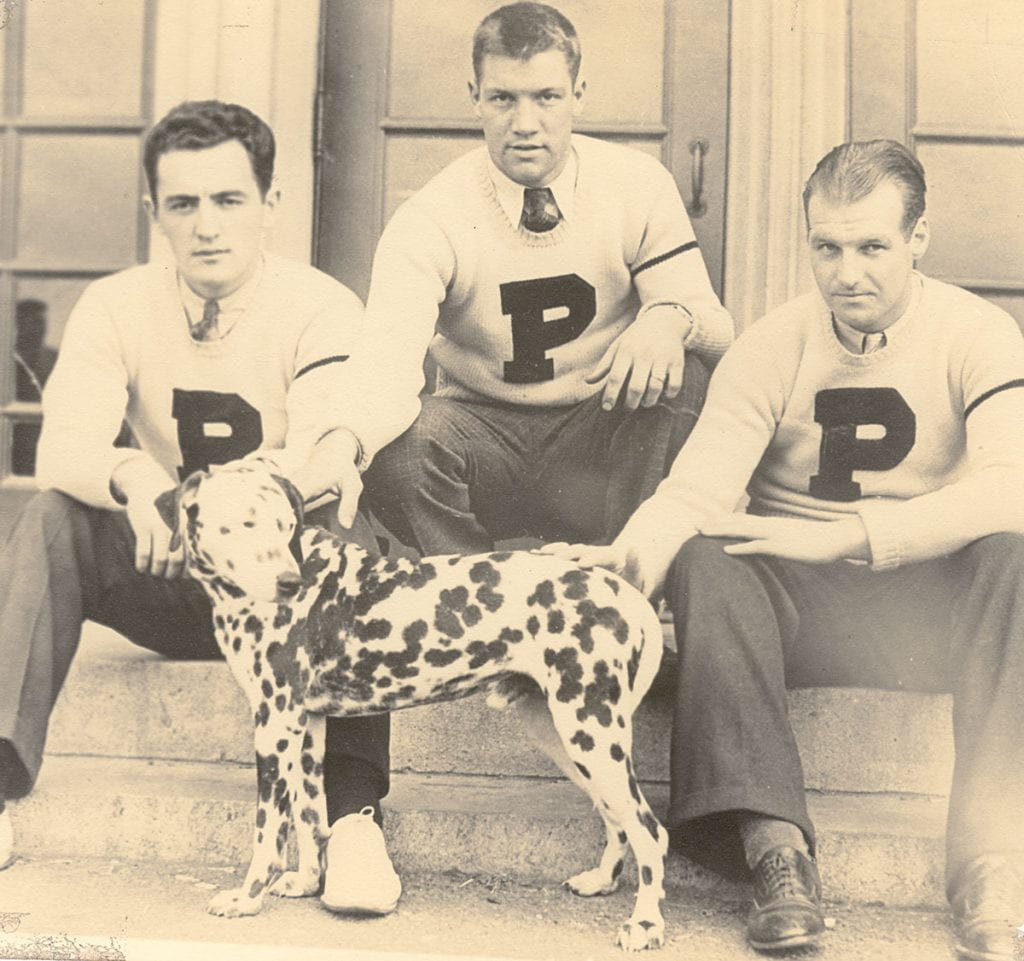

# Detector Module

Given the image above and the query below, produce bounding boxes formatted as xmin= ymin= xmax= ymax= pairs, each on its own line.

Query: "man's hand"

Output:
xmin=697 ymin=514 xmax=870 ymax=564
xmin=111 ymin=458 xmax=184 ymax=579
xmin=125 ymin=494 xmax=185 ymax=578
xmin=289 ymin=429 xmax=363 ymax=529
xmin=586 ymin=304 xmax=689 ymax=411
xmin=538 ymin=540 xmax=669 ymax=598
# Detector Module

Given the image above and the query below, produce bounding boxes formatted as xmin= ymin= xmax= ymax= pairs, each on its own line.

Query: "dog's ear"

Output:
xmin=270 ymin=474 xmax=305 ymax=530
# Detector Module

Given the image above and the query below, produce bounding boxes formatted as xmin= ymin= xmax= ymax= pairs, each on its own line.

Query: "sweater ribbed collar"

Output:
xmin=486 ymin=148 xmax=578 ymax=228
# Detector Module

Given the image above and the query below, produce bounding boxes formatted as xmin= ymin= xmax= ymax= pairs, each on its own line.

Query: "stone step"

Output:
xmin=0 ymin=856 xmax=960 ymax=961
xmin=48 ymin=625 xmax=955 ymax=796
xmin=10 ymin=755 xmax=948 ymax=909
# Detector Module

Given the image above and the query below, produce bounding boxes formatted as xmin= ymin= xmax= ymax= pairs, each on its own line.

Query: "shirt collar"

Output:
xmin=830 ymin=271 xmax=923 ymax=354
xmin=178 ymin=255 xmax=265 ymax=335
xmin=487 ymin=147 xmax=578 ymax=227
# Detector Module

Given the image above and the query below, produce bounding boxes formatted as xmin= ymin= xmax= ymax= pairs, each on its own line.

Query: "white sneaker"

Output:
xmin=320 ymin=806 xmax=401 ymax=915
xmin=0 ymin=808 xmax=14 ymax=870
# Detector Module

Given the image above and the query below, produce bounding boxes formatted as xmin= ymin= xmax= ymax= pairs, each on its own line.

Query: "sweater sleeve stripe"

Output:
xmin=295 ymin=354 xmax=350 ymax=380
xmin=630 ymin=240 xmax=699 ymax=278
xmin=964 ymin=378 xmax=1024 ymax=419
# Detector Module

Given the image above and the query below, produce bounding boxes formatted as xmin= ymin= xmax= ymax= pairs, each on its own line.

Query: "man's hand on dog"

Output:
xmin=111 ymin=457 xmax=185 ymax=578
xmin=290 ymin=428 xmax=363 ymax=529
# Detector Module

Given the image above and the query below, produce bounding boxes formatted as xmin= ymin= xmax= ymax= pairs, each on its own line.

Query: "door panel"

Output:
xmin=850 ymin=0 xmax=1024 ymax=329
xmin=316 ymin=0 xmax=730 ymax=302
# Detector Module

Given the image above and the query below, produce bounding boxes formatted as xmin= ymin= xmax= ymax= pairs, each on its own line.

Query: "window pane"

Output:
xmin=8 ymin=276 xmax=94 ymax=477
xmin=18 ymin=134 xmax=141 ymax=266
xmin=14 ymin=276 xmax=93 ymax=374
xmin=22 ymin=0 xmax=145 ymax=117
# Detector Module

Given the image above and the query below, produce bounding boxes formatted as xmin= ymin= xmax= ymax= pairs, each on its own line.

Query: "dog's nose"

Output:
xmin=275 ymin=571 xmax=303 ymax=600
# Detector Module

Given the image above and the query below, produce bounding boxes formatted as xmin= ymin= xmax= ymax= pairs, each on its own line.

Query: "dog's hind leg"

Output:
xmin=513 ymin=692 xmax=628 ymax=898
xmin=539 ymin=678 xmax=667 ymax=951
xmin=269 ymin=713 xmax=328 ymax=899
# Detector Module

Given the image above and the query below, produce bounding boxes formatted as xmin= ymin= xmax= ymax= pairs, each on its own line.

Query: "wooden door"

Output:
xmin=850 ymin=0 xmax=1024 ymax=328
xmin=314 ymin=0 xmax=731 ymax=303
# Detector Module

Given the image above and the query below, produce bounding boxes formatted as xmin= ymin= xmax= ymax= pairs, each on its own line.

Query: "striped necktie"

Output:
xmin=521 ymin=187 xmax=562 ymax=233
xmin=190 ymin=298 xmax=220 ymax=342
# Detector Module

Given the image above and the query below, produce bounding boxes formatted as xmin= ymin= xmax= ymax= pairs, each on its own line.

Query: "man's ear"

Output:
xmin=909 ymin=215 xmax=930 ymax=261
xmin=573 ymin=78 xmax=587 ymax=118
xmin=469 ymin=80 xmax=482 ymax=117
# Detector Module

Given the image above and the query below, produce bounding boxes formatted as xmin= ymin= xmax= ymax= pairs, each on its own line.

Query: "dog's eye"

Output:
xmin=220 ymin=526 xmax=231 ymax=535
xmin=244 ymin=521 xmax=256 ymax=528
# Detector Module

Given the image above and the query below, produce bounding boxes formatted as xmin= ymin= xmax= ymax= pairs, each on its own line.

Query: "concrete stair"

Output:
xmin=10 ymin=622 xmax=955 ymax=915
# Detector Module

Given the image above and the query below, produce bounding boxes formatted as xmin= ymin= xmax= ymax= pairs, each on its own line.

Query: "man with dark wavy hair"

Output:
xmin=0 ymin=100 xmax=401 ymax=917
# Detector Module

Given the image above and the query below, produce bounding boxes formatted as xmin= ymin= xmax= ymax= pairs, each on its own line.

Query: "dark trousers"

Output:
xmin=365 ymin=354 xmax=710 ymax=554
xmin=0 ymin=490 xmax=390 ymax=823
xmin=663 ymin=532 xmax=1024 ymax=895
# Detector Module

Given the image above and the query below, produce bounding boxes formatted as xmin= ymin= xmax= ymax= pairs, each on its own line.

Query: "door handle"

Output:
xmin=687 ymin=138 xmax=708 ymax=218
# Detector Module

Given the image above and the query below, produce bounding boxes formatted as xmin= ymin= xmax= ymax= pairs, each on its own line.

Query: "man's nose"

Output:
xmin=511 ymin=99 xmax=540 ymax=135
xmin=836 ymin=252 xmax=863 ymax=288
xmin=194 ymin=201 xmax=221 ymax=239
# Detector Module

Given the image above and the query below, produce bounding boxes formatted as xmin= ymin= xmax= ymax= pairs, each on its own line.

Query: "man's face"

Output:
xmin=807 ymin=180 xmax=929 ymax=334
xmin=147 ymin=139 xmax=276 ymax=300
xmin=470 ymin=48 xmax=584 ymax=188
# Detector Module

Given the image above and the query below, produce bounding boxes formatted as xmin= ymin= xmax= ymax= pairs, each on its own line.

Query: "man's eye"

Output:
xmin=540 ymin=92 xmax=562 ymax=102
xmin=863 ymin=244 xmax=885 ymax=254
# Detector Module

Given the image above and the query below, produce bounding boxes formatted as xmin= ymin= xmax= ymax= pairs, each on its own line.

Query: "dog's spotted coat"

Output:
xmin=171 ymin=463 xmax=668 ymax=951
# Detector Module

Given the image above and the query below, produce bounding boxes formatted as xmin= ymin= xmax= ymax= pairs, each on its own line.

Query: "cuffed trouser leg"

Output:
xmin=662 ymin=535 xmax=811 ymax=877
xmin=943 ymin=533 xmax=1024 ymax=893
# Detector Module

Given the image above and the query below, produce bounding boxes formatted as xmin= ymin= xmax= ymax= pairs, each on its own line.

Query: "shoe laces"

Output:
xmin=760 ymin=850 xmax=804 ymax=900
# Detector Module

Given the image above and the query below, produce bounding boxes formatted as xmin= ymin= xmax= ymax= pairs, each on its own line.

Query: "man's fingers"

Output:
xmin=601 ymin=351 xmax=635 ymax=410
xmin=165 ymin=539 xmax=186 ymax=579
xmin=663 ymin=356 xmax=684 ymax=399
xmin=585 ymin=348 xmax=615 ymax=385
xmin=336 ymin=468 xmax=364 ymax=529
xmin=148 ymin=534 xmax=170 ymax=578
xmin=640 ymin=362 xmax=671 ymax=408
xmin=134 ymin=530 xmax=153 ymax=574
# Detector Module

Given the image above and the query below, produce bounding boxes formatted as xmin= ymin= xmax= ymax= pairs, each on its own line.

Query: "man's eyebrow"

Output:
xmin=212 ymin=190 xmax=248 ymax=200
xmin=163 ymin=193 xmax=197 ymax=206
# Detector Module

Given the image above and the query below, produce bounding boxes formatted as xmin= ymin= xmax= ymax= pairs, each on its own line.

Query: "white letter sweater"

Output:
xmin=619 ymin=275 xmax=1024 ymax=579
xmin=37 ymin=255 xmax=368 ymax=510
xmin=358 ymin=134 xmax=734 ymax=448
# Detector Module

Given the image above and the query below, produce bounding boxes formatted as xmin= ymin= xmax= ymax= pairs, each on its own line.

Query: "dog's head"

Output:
xmin=156 ymin=461 xmax=306 ymax=603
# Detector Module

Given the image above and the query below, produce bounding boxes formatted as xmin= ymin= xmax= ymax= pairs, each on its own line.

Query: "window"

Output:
xmin=0 ymin=0 xmax=153 ymax=484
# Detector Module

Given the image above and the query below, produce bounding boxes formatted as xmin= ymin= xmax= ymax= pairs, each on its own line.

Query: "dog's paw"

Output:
xmin=615 ymin=919 xmax=664 ymax=952
xmin=564 ymin=867 xmax=620 ymax=897
xmin=206 ymin=888 xmax=263 ymax=918
xmin=269 ymin=870 xmax=320 ymax=898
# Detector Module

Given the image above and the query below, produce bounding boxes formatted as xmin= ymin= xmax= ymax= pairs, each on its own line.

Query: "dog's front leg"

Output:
xmin=207 ymin=721 xmax=293 ymax=917
xmin=269 ymin=713 xmax=328 ymax=899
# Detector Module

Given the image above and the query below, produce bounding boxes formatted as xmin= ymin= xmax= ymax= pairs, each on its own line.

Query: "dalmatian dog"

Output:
xmin=161 ymin=461 xmax=669 ymax=951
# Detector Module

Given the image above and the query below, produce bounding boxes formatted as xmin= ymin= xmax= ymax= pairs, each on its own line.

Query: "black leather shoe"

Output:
xmin=747 ymin=846 xmax=825 ymax=952
xmin=951 ymin=855 xmax=1022 ymax=961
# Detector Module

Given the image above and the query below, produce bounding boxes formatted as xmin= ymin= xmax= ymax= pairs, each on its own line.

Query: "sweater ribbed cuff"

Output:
xmin=856 ymin=500 xmax=905 ymax=571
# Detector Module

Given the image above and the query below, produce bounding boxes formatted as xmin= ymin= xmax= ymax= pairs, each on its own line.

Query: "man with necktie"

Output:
xmin=0 ymin=100 xmax=402 ymax=917
xmin=358 ymin=1 xmax=733 ymax=556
